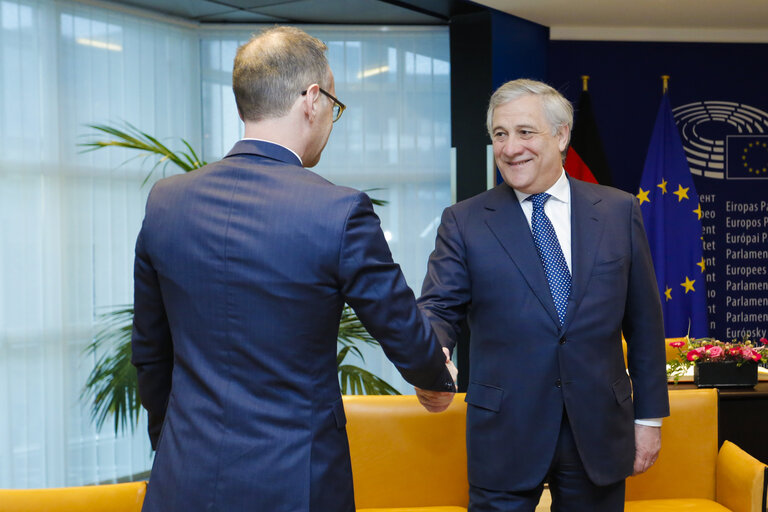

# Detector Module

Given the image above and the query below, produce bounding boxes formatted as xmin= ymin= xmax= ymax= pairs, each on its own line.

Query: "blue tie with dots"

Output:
xmin=527 ymin=193 xmax=571 ymax=325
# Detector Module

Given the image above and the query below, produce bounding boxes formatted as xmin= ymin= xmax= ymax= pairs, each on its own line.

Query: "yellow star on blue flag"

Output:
xmin=638 ymin=94 xmax=708 ymax=338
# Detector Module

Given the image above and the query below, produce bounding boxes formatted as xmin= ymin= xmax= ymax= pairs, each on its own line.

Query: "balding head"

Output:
xmin=233 ymin=26 xmax=330 ymax=122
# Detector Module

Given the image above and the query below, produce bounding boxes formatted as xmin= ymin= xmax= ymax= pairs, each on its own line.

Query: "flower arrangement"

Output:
xmin=667 ymin=336 xmax=767 ymax=383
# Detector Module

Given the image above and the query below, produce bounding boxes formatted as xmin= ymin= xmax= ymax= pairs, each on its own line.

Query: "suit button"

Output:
xmin=555 ymin=379 xmax=562 ymax=388
xmin=559 ymin=337 xmax=566 ymax=345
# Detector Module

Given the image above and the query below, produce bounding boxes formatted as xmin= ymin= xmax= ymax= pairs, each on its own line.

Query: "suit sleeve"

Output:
xmin=337 ymin=192 xmax=455 ymax=392
xmin=131 ymin=222 xmax=174 ymax=449
xmin=417 ymin=207 xmax=471 ymax=354
xmin=622 ymin=197 xmax=670 ymax=420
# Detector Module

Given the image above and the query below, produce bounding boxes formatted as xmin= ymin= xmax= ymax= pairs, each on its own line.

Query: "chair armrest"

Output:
xmin=716 ymin=440 xmax=767 ymax=512
xmin=0 ymin=481 xmax=147 ymax=512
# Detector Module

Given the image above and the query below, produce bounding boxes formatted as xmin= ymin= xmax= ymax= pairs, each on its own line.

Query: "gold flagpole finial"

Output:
xmin=661 ymin=75 xmax=670 ymax=94
xmin=581 ymin=75 xmax=590 ymax=92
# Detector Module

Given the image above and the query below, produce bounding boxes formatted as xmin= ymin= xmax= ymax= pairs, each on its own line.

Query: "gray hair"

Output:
xmin=233 ymin=26 xmax=330 ymax=122
xmin=486 ymin=79 xmax=573 ymax=158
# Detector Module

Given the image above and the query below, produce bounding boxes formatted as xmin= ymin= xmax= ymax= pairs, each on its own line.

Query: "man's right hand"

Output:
xmin=415 ymin=348 xmax=457 ymax=413
xmin=415 ymin=387 xmax=454 ymax=412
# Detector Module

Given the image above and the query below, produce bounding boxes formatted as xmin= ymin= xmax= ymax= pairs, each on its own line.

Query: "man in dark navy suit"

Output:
xmin=131 ymin=26 xmax=456 ymax=512
xmin=418 ymin=79 xmax=669 ymax=511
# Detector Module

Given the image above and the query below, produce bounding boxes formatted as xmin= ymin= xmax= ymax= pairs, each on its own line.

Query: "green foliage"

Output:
xmin=81 ymin=306 xmax=138 ymax=433
xmin=666 ymin=356 xmax=689 ymax=385
xmin=81 ymin=123 xmax=398 ymax=435
xmin=337 ymin=305 xmax=400 ymax=395
xmin=80 ymin=123 xmax=206 ymax=184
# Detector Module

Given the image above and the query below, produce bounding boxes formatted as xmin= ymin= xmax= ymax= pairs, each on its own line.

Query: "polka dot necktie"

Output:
xmin=527 ymin=193 xmax=571 ymax=325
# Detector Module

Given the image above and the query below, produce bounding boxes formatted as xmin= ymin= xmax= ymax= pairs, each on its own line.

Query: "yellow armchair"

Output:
xmin=625 ymin=389 xmax=767 ymax=512
xmin=344 ymin=393 xmax=468 ymax=512
xmin=0 ymin=481 xmax=146 ymax=512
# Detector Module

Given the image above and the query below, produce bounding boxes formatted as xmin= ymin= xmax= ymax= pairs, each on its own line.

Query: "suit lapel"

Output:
xmin=483 ymin=185 xmax=561 ymax=326
xmin=563 ymin=178 xmax=605 ymax=331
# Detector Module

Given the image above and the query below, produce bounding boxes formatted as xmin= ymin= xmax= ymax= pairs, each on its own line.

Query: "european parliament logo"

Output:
xmin=672 ymin=101 xmax=768 ymax=180
xmin=727 ymin=136 xmax=768 ymax=179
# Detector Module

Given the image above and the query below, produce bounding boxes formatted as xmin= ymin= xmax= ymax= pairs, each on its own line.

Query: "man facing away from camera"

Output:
xmin=418 ymin=78 xmax=670 ymax=511
xmin=131 ymin=26 xmax=456 ymax=512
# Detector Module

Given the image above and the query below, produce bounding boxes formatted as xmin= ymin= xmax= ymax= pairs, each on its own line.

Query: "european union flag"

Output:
xmin=637 ymin=94 xmax=708 ymax=338
xmin=726 ymin=135 xmax=768 ymax=179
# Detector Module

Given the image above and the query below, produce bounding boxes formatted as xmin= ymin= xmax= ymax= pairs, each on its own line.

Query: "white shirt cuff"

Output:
xmin=635 ymin=418 xmax=663 ymax=427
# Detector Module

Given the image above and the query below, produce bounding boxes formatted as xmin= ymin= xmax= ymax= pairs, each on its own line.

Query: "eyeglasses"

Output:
xmin=301 ymin=87 xmax=346 ymax=122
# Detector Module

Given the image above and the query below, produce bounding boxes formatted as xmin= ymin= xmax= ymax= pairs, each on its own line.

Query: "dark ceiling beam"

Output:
xmin=377 ymin=0 xmax=450 ymax=21
xmin=377 ymin=0 xmax=483 ymax=22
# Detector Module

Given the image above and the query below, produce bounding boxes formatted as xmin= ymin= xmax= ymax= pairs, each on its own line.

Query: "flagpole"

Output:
xmin=661 ymin=75 xmax=670 ymax=94
xmin=581 ymin=75 xmax=589 ymax=92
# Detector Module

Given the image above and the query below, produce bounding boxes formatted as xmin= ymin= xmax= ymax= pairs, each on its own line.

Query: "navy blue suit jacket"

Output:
xmin=419 ymin=177 xmax=670 ymax=491
xmin=131 ymin=140 xmax=455 ymax=512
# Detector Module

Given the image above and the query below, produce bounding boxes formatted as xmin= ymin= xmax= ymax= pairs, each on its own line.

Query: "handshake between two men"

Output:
xmin=415 ymin=347 xmax=459 ymax=413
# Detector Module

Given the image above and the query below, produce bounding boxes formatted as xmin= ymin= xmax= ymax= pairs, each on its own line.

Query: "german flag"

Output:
xmin=565 ymin=86 xmax=612 ymax=186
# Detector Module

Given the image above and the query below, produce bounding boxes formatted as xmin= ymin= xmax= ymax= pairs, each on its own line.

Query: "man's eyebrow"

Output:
xmin=493 ymin=123 xmax=538 ymax=132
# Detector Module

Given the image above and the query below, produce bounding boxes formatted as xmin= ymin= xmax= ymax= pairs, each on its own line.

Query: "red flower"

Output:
xmin=761 ymin=337 xmax=768 ymax=346
xmin=687 ymin=350 xmax=700 ymax=362
xmin=729 ymin=347 xmax=742 ymax=356
xmin=669 ymin=341 xmax=685 ymax=348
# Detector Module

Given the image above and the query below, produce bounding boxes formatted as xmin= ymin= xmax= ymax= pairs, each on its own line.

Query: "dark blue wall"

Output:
xmin=548 ymin=40 xmax=768 ymax=194
xmin=491 ymin=11 xmax=548 ymax=89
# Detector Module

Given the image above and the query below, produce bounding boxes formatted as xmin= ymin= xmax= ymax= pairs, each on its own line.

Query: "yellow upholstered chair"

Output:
xmin=344 ymin=390 xmax=765 ymax=512
xmin=625 ymin=389 xmax=767 ymax=512
xmin=0 ymin=481 xmax=147 ymax=512
xmin=344 ymin=393 xmax=468 ymax=512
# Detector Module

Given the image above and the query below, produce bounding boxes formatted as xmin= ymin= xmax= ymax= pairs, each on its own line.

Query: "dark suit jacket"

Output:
xmin=419 ymin=177 xmax=670 ymax=491
xmin=131 ymin=140 xmax=455 ymax=512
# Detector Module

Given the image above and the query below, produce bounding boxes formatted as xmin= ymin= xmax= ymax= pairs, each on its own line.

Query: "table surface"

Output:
xmin=669 ymin=381 xmax=768 ymax=395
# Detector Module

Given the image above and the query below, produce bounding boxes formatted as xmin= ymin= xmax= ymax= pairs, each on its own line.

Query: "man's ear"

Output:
xmin=557 ymin=124 xmax=571 ymax=153
xmin=302 ymin=83 xmax=321 ymax=120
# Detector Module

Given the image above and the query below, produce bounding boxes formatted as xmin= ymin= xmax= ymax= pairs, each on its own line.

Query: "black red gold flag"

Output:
xmin=564 ymin=90 xmax=612 ymax=185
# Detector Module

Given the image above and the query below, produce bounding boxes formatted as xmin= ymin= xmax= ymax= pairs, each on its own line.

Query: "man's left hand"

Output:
xmin=633 ymin=424 xmax=661 ymax=475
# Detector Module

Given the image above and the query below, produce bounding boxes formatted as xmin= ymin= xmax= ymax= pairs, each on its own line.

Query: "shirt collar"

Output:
xmin=513 ymin=169 xmax=570 ymax=205
xmin=241 ymin=138 xmax=303 ymax=166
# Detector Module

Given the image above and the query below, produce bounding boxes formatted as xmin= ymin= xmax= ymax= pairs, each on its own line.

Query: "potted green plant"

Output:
xmin=80 ymin=123 xmax=400 ymax=435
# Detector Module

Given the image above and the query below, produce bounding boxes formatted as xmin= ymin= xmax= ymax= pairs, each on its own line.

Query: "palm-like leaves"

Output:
xmin=81 ymin=123 xmax=398 ymax=434
xmin=81 ymin=307 xmax=138 ymax=433
xmin=337 ymin=305 xmax=400 ymax=395
xmin=80 ymin=123 xmax=206 ymax=184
